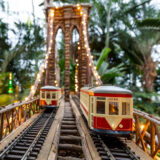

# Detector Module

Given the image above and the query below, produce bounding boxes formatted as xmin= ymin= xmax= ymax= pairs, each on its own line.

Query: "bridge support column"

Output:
xmin=64 ymin=11 xmax=71 ymax=102
xmin=45 ymin=14 xmax=56 ymax=86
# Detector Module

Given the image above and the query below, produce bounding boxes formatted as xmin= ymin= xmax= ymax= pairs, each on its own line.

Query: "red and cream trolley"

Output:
xmin=80 ymin=85 xmax=133 ymax=136
xmin=40 ymin=85 xmax=61 ymax=108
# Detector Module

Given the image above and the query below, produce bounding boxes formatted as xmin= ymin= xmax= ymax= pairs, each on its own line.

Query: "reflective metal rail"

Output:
xmin=72 ymin=95 xmax=160 ymax=159
xmin=72 ymin=96 xmax=140 ymax=160
xmin=0 ymin=108 xmax=57 ymax=160
xmin=0 ymin=98 xmax=40 ymax=140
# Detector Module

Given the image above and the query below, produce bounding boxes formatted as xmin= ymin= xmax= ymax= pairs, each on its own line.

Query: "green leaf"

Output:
xmin=96 ymin=47 xmax=111 ymax=70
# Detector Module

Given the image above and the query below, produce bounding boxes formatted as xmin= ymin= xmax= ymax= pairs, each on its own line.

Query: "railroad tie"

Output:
xmin=57 ymin=102 xmax=85 ymax=160
xmin=0 ymin=108 xmax=57 ymax=160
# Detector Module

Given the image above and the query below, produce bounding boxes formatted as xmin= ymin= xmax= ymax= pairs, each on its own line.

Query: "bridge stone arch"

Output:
xmin=45 ymin=4 xmax=91 ymax=101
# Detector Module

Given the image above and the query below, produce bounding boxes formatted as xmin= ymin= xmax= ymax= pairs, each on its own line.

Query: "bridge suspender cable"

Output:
xmin=80 ymin=5 xmax=102 ymax=85
xmin=27 ymin=9 xmax=55 ymax=100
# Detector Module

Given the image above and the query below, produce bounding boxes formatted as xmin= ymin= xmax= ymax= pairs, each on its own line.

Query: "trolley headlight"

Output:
xmin=119 ymin=124 xmax=123 ymax=128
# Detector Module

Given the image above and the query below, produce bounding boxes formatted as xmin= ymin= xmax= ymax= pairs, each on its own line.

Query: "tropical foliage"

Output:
xmin=0 ymin=0 xmax=160 ymax=116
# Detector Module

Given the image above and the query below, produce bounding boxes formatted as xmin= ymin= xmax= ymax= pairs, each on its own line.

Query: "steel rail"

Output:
xmin=0 ymin=112 xmax=43 ymax=159
xmin=21 ymin=111 xmax=53 ymax=160
xmin=72 ymin=95 xmax=140 ymax=160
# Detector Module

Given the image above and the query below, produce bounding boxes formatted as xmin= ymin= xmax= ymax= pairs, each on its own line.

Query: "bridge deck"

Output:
xmin=0 ymin=112 xmax=41 ymax=152
xmin=126 ymin=139 xmax=152 ymax=160
xmin=0 ymin=97 xmax=154 ymax=160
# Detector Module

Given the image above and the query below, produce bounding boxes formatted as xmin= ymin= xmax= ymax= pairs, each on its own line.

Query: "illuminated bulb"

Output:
xmin=76 ymin=59 xmax=78 ymax=62
xmin=77 ymin=42 xmax=80 ymax=45
xmin=85 ymin=44 xmax=87 ymax=48
xmin=80 ymin=11 xmax=83 ymax=15
xmin=140 ymin=124 xmax=144 ymax=130
xmin=89 ymin=63 xmax=91 ymax=66
xmin=77 ymin=6 xmax=81 ymax=10
xmin=50 ymin=10 xmax=54 ymax=17
xmin=25 ymin=97 xmax=29 ymax=101
xmin=78 ymin=46 xmax=80 ymax=50
xmin=119 ymin=124 xmax=123 ymax=128
xmin=77 ymin=63 xmax=79 ymax=66
xmin=91 ymin=55 xmax=94 ymax=59
xmin=87 ymin=54 xmax=89 ymax=56
xmin=96 ymin=81 xmax=99 ymax=85
xmin=31 ymin=86 xmax=34 ymax=90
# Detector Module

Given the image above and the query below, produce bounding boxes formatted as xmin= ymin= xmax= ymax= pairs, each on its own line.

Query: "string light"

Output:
xmin=28 ymin=8 xmax=55 ymax=99
xmin=79 ymin=5 xmax=102 ymax=86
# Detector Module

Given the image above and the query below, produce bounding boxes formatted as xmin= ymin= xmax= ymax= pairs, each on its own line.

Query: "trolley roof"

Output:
xmin=40 ymin=85 xmax=60 ymax=90
xmin=81 ymin=85 xmax=132 ymax=94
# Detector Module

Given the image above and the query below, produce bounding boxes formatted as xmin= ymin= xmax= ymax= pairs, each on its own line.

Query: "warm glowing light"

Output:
xmin=31 ymin=86 xmax=34 ymax=90
xmin=78 ymin=46 xmax=80 ymax=50
xmin=9 ymin=117 xmax=12 ymax=123
xmin=140 ymin=124 xmax=145 ymax=130
xmin=80 ymin=11 xmax=83 ymax=15
xmin=50 ymin=10 xmax=54 ymax=17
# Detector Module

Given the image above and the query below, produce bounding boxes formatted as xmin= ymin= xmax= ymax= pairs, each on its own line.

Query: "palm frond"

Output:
xmin=137 ymin=18 xmax=160 ymax=30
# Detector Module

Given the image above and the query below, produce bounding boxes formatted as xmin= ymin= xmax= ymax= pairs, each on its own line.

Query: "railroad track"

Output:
xmin=0 ymin=108 xmax=57 ymax=160
xmin=72 ymin=95 xmax=140 ymax=160
xmin=57 ymin=102 xmax=85 ymax=160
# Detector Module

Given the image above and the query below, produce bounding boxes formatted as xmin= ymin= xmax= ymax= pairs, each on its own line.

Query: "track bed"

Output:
xmin=57 ymin=102 xmax=85 ymax=160
xmin=0 ymin=108 xmax=57 ymax=160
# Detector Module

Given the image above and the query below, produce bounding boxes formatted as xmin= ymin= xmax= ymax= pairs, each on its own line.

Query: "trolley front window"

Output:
xmin=96 ymin=101 xmax=105 ymax=114
xmin=42 ymin=92 xmax=45 ymax=98
xmin=47 ymin=93 xmax=50 ymax=99
xmin=52 ymin=93 xmax=56 ymax=99
xmin=122 ymin=102 xmax=130 ymax=115
xmin=109 ymin=102 xmax=119 ymax=115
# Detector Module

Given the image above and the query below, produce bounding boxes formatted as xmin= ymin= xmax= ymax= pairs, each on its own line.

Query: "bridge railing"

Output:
xmin=0 ymin=98 xmax=40 ymax=141
xmin=133 ymin=108 xmax=160 ymax=158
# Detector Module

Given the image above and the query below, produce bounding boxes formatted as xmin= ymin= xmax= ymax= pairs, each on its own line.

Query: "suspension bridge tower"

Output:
xmin=44 ymin=2 xmax=93 ymax=101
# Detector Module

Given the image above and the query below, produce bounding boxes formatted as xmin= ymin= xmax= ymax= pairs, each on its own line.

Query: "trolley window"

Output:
xmin=109 ymin=102 xmax=119 ymax=115
xmin=96 ymin=101 xmax=105 ymax=114
xmin=122 ymin=102 xmax=130 ymax=115
xmin=42 ymin=92 xmax=45 ymax=98
xmin=52 ymin=93 xmax=56 ymax=99
xmin=46 ymin=93 xmax=50 ymax=99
